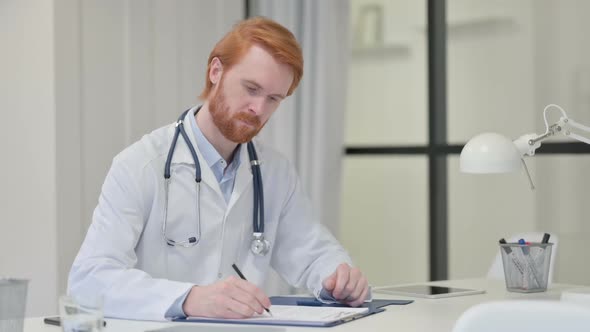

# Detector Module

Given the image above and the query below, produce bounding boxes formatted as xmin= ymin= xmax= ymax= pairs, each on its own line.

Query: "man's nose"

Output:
xmin=248 ymin=96 xmax=266 ymax=116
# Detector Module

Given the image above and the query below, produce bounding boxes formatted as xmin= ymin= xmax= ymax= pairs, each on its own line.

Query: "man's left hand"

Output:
xmin=321 ymin=263 xmax=369 ymax=307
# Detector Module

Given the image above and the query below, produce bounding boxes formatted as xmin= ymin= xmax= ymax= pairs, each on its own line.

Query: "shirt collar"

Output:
xmin=189 ymin=106 xmax=241 ymax=169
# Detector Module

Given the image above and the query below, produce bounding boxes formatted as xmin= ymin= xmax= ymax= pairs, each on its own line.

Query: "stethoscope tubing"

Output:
xmin=163 ymin=107 xmax=266 ymax=252
xmin=248 ymin=142 xmax=264 ymax=234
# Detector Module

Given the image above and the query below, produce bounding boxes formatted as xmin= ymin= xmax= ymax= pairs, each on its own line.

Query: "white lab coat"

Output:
xmin=68 ymin=111 xmax=352 ymax=321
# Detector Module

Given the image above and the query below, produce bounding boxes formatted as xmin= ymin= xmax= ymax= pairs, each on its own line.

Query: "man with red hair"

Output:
xmin=69 ymin=17 xmax=369 ymax=321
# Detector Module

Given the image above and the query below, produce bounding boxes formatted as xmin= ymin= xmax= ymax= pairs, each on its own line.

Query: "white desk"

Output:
xmin=24 ymin=278 xmax=580 ymax=332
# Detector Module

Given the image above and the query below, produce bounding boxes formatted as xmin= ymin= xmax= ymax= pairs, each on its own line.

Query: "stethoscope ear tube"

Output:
xmin=164 ymin=126 xmax=181 ymax=179
xmin=165 ymin=110 xmax=202 ymax=183
xmin=177 ymin=120 xmax=202 ymax=183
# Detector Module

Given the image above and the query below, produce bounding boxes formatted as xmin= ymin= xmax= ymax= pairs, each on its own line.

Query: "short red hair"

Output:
xmin=199 ymin=17 xmax=303 ymax=100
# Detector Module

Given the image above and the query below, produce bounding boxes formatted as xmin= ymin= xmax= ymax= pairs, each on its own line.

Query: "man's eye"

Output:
xmin=246 ymin=86 xmax=258 ymax=94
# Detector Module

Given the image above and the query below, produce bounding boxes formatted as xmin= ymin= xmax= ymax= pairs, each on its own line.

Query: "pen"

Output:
xmin=518 ymin=238 xmax=530 ymax=254
xmin=535 ymin=232 xmax=551 ymax=269
xmin=518 ymin=238 xmax=542 ymax=288
xmin=231 ymin=263 xmax=273 ymax=317
xmin=499 ymin=238 xmax=525 ymax=275
xmin=43 ymin=317 xmax=107 ymax=327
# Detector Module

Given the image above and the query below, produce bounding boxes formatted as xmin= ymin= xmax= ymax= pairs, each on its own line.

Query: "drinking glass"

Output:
xmin=59 ymin=295 xmax=104 ymax=332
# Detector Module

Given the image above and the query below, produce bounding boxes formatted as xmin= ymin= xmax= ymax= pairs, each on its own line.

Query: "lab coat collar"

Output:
xmin=169 ymin=107 xmax=254 ymax=207
xmin=168 ymin=108 xmax=222 ymax=200
xmin=228 ymin=146 xmax=256 ymax=211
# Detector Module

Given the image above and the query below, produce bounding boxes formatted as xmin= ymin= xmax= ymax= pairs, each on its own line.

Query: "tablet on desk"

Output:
xmin=375 ymin=285 xmax=485 ymax=299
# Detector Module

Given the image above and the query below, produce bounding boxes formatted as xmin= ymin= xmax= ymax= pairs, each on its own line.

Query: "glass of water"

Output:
xmin=59 ymin=295 xmax=104 ymax=332
xmin=0 ymin=278 xmax=29 ymax=332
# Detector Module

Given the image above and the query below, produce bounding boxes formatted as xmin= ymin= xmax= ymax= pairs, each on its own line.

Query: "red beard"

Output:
xmin=209 ymin=81 xmax=263 ymax=143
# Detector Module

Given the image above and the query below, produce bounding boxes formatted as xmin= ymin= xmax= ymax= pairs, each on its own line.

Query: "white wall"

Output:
xmin=2 ymin=0 xmax=244 ymax=316
xmin=0 ymin=0 xmax=58 ymax=317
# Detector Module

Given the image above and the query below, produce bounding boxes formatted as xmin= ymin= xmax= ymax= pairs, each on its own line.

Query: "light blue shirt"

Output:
xmin=188 ymin=107 xmax=242 ymax=203
xmin=166 ymin=107 xmax=242 ymax=318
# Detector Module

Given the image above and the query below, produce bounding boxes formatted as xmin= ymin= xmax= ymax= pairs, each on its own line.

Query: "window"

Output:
xmin=342 ymin=0 xmax=590 ymax=285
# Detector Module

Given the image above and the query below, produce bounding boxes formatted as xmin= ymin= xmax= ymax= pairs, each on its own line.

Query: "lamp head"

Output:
xmin=460 ymin=133 xmax=522 ymax=173
xmin=459 ymin=104 xmax=590 ymax=189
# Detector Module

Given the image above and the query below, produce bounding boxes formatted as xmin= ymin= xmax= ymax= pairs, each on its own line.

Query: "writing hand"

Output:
xmin=182 ymin=276 xmax=271 ymax=318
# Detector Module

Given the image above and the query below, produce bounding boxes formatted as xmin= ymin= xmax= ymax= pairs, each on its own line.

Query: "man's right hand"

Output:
xmin=182 ymin=276 xmax=271 ymax=318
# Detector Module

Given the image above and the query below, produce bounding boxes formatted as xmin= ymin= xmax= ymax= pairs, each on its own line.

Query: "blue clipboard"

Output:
xmin=173 ymin=297 xmax=413 ymax=328
xmin=270 ymin=296 xmax=413 ymax=311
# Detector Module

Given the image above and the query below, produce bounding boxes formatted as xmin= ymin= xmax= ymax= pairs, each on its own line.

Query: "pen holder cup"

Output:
xmin=500 ymin=243 xmax=553 ymax=293
xmin=0 ymin=278 xmax=29 ymax=332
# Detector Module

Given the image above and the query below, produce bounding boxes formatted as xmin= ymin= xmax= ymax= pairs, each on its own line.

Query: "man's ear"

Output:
xmin=209 ymin=57 xmax=223 ymax=85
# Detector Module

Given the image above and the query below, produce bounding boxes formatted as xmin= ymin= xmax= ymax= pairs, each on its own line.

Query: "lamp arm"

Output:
xmin=514 ymin=134 xmax=541 ymax=157
xmin=561 ymin=117 xmax=590 ymax=145
xmin=514 ymin=112 xmax=590 ymax=157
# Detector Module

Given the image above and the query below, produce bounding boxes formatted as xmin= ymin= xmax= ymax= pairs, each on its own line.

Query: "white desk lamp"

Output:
xmin=459 ymin=104 xmax=590 ymax=306
xmin=460 ymin=104 xmax=590 ymax=189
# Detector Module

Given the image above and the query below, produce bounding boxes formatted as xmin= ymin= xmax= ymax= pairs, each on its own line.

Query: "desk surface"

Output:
xmin=25 ymin=278 xmax=579 ymax=332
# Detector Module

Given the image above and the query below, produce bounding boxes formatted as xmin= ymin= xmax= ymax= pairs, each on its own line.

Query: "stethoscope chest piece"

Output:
xmin=251 ymin=233 xmax=270 ymax=256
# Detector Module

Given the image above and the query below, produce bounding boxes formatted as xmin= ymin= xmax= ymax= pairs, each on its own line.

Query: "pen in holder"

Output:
xmin=499 ymin=241 xmax=553 ymax=293
xmin=518 ymin=238 xmax=543 ymax=289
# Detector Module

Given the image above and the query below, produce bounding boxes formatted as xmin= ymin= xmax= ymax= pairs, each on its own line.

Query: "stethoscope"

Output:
xmin=162 ymin=107 xmax=270 ymax=256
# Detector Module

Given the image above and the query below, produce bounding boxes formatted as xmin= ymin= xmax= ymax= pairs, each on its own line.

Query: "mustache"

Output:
xmin=233 ymin=112 xmax=261 ymax=127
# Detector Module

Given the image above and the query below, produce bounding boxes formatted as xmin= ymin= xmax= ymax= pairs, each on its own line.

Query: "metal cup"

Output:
xmin=500 ymin=243 xmax=553 ymax=293
xmin=0 ymin=278 xmax=29 ymax=332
